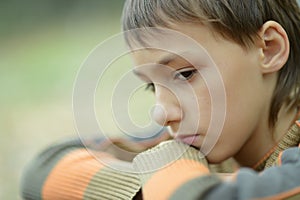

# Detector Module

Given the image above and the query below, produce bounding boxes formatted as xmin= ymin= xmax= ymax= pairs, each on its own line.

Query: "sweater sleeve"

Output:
xmin=20 ymin=131 xmax=170 ymax=200
xmin=132 ymin=140 xmax=216 ymax=200
xmin=133 ymin=144 xmax=300 ymax=200
xmin=201 ymin=147 xmax=300 ymax=200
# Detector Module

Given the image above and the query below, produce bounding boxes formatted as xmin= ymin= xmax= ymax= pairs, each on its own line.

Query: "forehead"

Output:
xmin=127 ymin=23 xmax=224 ymax=65
xmin=131 ymin=49 xmax=174 ymax=65
xmin=131 ymin=49 xmax=202 ymax=72
xmin=129 ymin=26 xmax=253 ymax=71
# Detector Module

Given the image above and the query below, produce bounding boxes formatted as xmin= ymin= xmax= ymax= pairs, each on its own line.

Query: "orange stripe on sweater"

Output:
xmin=296 ymin=120 xmax=300 ymax=127
xmin=42 ymin=149 xmax=114 ymax=200
xmin=277 ymin=151 xmax=283 ymax=166
xmin=143 ymin=159 xmax=209 ymax=200
xmin=298 ymin=121 xmax=300 ymax=148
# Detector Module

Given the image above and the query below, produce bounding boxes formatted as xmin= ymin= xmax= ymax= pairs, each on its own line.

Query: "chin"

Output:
xmin=205 ymin=151 xmax=231 ymax=164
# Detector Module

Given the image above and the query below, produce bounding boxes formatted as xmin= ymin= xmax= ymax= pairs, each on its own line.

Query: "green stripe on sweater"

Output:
xmin=84 ymin=165 xmax=140 ymax=200
xmin=20 ymin=139 xmax=84 ymax=200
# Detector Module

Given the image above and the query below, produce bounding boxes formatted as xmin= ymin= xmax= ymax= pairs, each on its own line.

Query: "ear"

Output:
xmin=259 ymin=21 xmax=290 ymax=74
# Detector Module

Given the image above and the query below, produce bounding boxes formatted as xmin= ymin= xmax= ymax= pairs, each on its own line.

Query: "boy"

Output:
xmin=21 ymin=0 xmax=300 ymax=199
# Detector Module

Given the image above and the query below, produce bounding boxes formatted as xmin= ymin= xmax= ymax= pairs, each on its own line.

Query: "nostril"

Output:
xmin=151 ymin=104 xmax=168 ymax=126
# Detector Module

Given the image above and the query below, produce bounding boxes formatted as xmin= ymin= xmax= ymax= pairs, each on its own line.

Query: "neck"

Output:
xmin=234 ymin=105 xmax=298 ymax=168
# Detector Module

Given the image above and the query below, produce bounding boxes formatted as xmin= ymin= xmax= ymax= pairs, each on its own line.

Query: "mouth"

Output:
xmin=176 ymin=134 xmax=200 ymax=146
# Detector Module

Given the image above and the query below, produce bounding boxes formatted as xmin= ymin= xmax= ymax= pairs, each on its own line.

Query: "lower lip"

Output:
xmin=177 ymin=135 xmax=199 ymax=145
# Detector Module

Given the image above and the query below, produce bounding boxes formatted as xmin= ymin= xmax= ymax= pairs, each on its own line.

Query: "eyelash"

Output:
xmin=174 ymin=68 xmax=197 ymax=81
xmin=145 ymin=83 xmax=155 ymax=92
xmin=144 ymin=68 xmax=197 ymax=92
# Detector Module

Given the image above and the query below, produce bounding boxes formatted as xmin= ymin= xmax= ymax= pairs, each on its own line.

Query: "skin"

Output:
xmin=130 ymin=21 xmax=296 ymax=166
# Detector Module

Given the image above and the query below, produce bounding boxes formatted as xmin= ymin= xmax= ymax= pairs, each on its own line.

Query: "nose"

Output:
xmin=152 ymin=85 xmax=181 ymax=126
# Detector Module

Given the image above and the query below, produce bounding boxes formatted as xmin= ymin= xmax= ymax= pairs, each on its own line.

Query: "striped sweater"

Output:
xmin=21 ymin=119 xmax=300 ymax=200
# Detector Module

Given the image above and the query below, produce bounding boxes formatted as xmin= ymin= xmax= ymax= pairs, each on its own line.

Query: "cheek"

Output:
xmin=197 ymin=96 xmax=211 ymax=128
xmin=205 ymin=75 xmax=265 ymax=162
xmin=222 ymin=68 xmax=265 ymax=130
xmin=183 ymin=84 xmax=212 ymax=132
xmin=205 ymin=121 xmax=251 ymax=163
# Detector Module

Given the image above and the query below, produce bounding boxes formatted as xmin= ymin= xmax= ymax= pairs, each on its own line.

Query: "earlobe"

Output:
xmin=259 ymin=21 xmax=290 ymax=74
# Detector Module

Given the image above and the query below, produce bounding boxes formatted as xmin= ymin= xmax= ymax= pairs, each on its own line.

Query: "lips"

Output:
xmin=176 ymin=134 xmax=200 ymax=145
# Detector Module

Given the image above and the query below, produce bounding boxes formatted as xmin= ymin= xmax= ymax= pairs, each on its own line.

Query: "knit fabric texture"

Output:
xmin=254 ymin=119 xmax=300 ymax=171
xmin=21 ymin=120 xmax=300 ymax=199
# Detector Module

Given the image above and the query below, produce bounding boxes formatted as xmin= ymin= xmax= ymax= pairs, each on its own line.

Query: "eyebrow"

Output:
xmin=157 ymin=53 xmax=178 ymax=65
xmin=132 ymin=69 xmax=143 ymax=76
xmin=132 ymin=51 xmax=188 ymax=76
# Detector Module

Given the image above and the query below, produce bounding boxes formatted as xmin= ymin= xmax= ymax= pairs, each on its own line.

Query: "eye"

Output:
xmin=174 ymin=68 xmax=197 ymax=81
xmin=145 ymin=83 xmax=155 ymax=92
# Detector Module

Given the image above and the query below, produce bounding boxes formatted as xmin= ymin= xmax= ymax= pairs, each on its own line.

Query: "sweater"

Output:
xmin=21 ymin=119 xmax=300 ymax=200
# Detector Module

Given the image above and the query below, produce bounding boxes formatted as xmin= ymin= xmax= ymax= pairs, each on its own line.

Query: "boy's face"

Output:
xmin=130 ymin=23 xmax=270 ymax=163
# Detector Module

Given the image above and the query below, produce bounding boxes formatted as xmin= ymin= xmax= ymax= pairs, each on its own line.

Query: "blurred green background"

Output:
xmin=3 ymin=1 xmax=300 ymax=199
xmin=0 ymin=1 xmax=149 ymax=199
